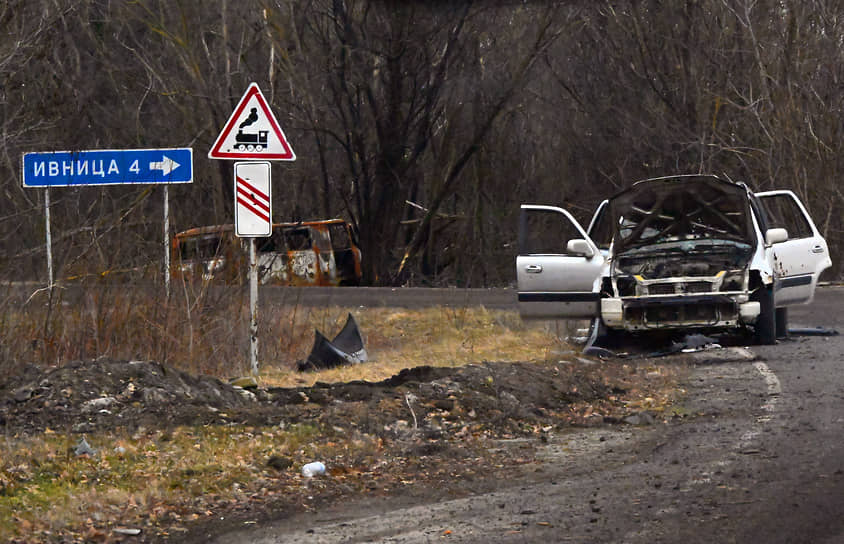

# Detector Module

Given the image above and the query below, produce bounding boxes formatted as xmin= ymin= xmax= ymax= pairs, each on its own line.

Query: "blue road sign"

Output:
xmin=21 ymin=148 xmax=193 ymax=187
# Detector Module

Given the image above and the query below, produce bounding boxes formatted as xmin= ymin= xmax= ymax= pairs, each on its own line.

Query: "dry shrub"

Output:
xmin=0 ymin=282 xmax=566 ymax=385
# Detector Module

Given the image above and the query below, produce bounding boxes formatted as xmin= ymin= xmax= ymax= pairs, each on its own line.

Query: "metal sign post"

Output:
xmin=44 ymin=188 xmax=53 ymax=289
xmin=233 ymin=161 xmax=272 ymax=376
xmin=21 ymin=147 xmax=193 ymax=291
xmin=248 ymin=238 xmax=259 ymax=376
xmin=163 ymin=186 xmax=170 ymax=298
xmin=210 ymin=82 xmax=295 ymax=378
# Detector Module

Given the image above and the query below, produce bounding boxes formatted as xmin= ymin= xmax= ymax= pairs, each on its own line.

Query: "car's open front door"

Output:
xmin=755 ymin=190 xmax=831 ymax=305
xmin=517 ymin=205 xmax=605 ymax=319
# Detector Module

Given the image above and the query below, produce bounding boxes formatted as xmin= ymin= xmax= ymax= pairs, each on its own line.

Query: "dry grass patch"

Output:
xmin=0 ymin=423 xmax=355 ymax=542
xmin=259 ymin=306 xmax=573 ymax=387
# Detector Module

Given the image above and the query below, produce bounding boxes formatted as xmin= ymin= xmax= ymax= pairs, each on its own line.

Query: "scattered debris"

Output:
xmin=298 ymin=313 xmax=368 ymax=371
xmin=583 ymin=346 xmax=615 ymax=358
xmin=302 ymin=461 xmax=326 ymax=478
xmin=112 ymin=528 xmax=142 ymax=536
xmin=74 ymin=436 xmax=96 ymax=457
xmin=672 ymin=333 xmax=721 ymax=353
xmin=788 ymin=327 xmax=840 ymax=336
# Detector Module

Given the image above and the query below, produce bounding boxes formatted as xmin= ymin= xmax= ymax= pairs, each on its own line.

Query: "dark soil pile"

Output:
xmin=0 ymin=357 xmax=687 ymax=543
xmin=0 ymin=356 xmax=678 ymax=439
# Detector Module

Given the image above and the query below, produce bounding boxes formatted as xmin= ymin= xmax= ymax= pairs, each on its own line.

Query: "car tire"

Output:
xmin=754 ymin=286 xmax=776 ymax=345
xmin=775 ymin=307 xmax=788 ymax=339
xmin=586 ymin=317 xmax=623 ymax=351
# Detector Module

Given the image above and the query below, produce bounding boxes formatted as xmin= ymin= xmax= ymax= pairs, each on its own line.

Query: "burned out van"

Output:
xmin=172 ymin=219 xmax=362 ymax=286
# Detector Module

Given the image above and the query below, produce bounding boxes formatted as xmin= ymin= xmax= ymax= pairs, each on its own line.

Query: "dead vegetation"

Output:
xmin=0 ymin=286 xmax=688 ymax=542
xmin=1 ymin=282 xmax=567 ymax=381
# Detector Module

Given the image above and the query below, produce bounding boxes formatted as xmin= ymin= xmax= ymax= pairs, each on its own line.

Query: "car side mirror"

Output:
xmin=566 ymin=239 xmax=595 ymax=258
xmin=765 ymin=228 xmax=788 ymax=245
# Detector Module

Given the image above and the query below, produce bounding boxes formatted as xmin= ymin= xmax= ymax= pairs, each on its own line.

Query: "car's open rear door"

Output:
xmin=517 ymin=205 xmax=605 ymax=319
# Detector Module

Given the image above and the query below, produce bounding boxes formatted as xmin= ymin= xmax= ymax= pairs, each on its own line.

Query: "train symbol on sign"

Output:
xmin=234 ymin=107 xmax=268 ymax=152
xmin=235 ymin=130 xmax=268 ymax=151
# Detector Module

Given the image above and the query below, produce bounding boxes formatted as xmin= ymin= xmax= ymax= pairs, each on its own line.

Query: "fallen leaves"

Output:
xmin=1 ymin=346 xmax=689 ymax=542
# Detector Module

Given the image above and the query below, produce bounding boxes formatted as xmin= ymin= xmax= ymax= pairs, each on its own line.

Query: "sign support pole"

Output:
xmin=163 ymin=186 xmax=170 ymax=298
xmin=249 ymin=237 xmax=259 ymax=376
xmin=208 ymin=83 xmax=295 ymax=379
xmin=44 ymin=188 xmax=53 ymax=289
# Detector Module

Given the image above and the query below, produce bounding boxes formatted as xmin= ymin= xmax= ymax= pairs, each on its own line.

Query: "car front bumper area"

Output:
xmin=601 ymin=295 xmax=761 ymax=331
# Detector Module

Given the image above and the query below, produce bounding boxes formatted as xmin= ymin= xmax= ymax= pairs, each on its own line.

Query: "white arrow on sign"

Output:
xmin=149 ymin=155 xmax=180 ymax=175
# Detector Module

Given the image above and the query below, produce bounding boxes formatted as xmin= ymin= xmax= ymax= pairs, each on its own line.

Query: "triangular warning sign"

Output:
xmin=208 ymin=83 xmax=296 ymax=161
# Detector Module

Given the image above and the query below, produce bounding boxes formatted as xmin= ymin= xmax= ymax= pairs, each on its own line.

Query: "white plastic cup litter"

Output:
xmin=302 ymin=461 xmax=326 ymax=478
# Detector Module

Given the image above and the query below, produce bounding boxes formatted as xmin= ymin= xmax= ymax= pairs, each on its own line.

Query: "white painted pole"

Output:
xmin=249 ymin=237 xmax=259 ymax=376
xmin=163 ymin=186 xmax=170 ymax=298
xmin=44 ymin=188 xmax=53 ymax=289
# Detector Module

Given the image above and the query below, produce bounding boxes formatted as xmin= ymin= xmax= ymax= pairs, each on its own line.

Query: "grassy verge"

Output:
xmin=1 ymin=285 xmax=578 ymax=542
xmin=1 ymin=282 xmax=572 ymax=379
xmin=0 ymin=423 xmax=366 ymax=541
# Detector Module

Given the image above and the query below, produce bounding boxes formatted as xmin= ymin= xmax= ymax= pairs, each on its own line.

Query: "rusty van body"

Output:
xmin=172 ymin=219 xmax=362 ymax=286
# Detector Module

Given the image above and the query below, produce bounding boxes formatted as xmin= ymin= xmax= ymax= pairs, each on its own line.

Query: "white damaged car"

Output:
xmin=517 ymin=175 xmax=831 ymax=344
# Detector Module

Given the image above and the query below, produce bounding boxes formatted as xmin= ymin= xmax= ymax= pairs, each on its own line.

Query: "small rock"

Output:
xmin=232 ymin=386 xmax=257 ymax=402
xmin=142 ymin=388 xmax=170 ymax=404
xmin=12 ymin=386 xmax=34 ymax=403
xmin=499 ymin=391 xmax=521 ymax=413
xmin=113 ymin=528 xmax=141 ymax=536
xmin=623 ymin=411 xmax=655 ymax=426
xmin=72 ymin=422 xmax=94 ymax=433
xmin=584 ymin=413 xmax=604 ymax=427
xmin=82 ymin=397 xmax=116 ymax=413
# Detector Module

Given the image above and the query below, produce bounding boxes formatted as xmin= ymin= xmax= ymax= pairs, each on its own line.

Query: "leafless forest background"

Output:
xmin=2 ymin=0 xmax=843 ymax=287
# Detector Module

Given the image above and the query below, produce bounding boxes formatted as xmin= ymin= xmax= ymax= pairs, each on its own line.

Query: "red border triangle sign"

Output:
xmin=208 ymin=83 xmax=296 ymax=161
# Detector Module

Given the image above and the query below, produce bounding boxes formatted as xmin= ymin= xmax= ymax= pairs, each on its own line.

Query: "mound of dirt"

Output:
xmin=0 ymin=356 xmax=678 ymax=439
xmin=0 ymin=358 xmax=256 ymax=435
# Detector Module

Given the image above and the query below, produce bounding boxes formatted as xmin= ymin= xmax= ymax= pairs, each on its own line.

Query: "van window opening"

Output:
xmin=172 ymin=220 xmax=362 ymax=287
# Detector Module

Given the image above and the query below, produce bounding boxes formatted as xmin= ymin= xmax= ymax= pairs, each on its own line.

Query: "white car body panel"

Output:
xmin=517 ymin=177 xmax=831 ymax=335
xmin=516 ymin=205 xmax=605 ymax=319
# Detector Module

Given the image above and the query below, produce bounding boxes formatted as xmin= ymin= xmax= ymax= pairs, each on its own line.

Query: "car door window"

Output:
xmin=587 ymin=201 xmax=612 ymax=251
xmin=759 ymin=193 xmax=813 ymax=239
xmin=520 ymin=209 xmax=583 ymax=255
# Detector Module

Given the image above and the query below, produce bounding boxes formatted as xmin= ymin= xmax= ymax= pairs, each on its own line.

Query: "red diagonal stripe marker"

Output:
xmin=236 ymin=176 xmax=270 ymax=223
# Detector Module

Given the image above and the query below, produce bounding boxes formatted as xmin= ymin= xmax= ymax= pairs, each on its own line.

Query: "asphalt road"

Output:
xmin=220 ymin=287 xmax=844 ymax=543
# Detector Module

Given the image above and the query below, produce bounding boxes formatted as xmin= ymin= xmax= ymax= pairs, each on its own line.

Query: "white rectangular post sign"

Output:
xmin=234 ymin=161 xmax=272 ymax=237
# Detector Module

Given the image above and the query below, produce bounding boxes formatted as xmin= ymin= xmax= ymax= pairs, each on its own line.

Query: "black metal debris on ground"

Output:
xmin=788 ymin=327 xmax=840 ymax=336
xmin=297 ymin=313 xmax=368 ymax=371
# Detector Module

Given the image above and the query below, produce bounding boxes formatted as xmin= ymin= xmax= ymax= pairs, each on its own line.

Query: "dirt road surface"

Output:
xmin=213 ymin=287 xmax=844 ymax=543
